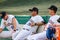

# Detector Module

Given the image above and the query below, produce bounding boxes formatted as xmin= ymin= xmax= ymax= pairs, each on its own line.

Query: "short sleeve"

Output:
xmin=10 ymin=15 xmax=15 ymax=19
xmin=34 ymin=16 xmax=44 ymax=23
xmin=38 ymin=16 xmax=44 ymax=22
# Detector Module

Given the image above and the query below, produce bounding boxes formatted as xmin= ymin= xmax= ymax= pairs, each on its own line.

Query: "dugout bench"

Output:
xmin=0 ymin=15 xmax=50 ymax=40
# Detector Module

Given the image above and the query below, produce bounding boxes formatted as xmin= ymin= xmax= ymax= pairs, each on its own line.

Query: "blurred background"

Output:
xmin=0 ymin=0 xmax=60 ymax=15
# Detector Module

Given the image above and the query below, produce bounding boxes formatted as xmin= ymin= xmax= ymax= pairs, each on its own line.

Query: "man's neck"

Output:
xmin=51 ymin=14 xmax=56 ymax=16
xmin=4 ymin=16 xmax=8 ymax=20
xmin=32 ymin=15 xmax=37 ymax=17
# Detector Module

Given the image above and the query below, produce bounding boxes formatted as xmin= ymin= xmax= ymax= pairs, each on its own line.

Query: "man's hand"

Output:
xmin=12 ymin=30 xmax=16 ymax=33
xmin=53 ymin=24 xmax=56 ymax=27
xmin=36 ymin=22 xmax=45 ymax=27
xmin=30 ymin=22 xmax=45 ymax=27
xmin=30 ymin=22 xmax=35 ymax=27
xmin=0 ymin=28 xmax=3 ymax=33
xmin=36 ymin=22 xmax=43 ymax=26
xmin=53 ymin=24 xmax=60 ymax=27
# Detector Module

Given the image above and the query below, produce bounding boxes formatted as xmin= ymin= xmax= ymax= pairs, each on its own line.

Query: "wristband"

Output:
xmin=35 ymin=23 xmax=37 ymax=25
xmin=14 ymin=30 xmax=16 ymax=31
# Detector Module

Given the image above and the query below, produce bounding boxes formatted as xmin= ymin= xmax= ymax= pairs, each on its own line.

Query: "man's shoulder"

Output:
xmin=50 ymin=15 xmax=59 ymax=18
xmin=8 ymin=15 xmax=14 ymax=17
xmin=8 ymin=15 xmax=15 ymax=19
xmin=35 ymin=15 xmax=42 ymax=18
xmin=55 ymin=15 xmax=59 ymax=17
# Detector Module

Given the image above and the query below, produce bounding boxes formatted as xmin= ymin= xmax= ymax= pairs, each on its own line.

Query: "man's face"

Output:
xmin=31 ymin=11 xmax=37 ymax=16
xmin=48 ymin=9 xmax=55 ymax=15
xmin=3 ymin=13 xmax=8 ymax=20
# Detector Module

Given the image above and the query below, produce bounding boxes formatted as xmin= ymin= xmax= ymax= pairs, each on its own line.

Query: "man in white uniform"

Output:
xmin=0 ymin=11 xmax=20 ymax=39
xmin=27 ymin=5 xmax=60 ymax=40
xmin=14 ymin=7 xmax=45 ymax=40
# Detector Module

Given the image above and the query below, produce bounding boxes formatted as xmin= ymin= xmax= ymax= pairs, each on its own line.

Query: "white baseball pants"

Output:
xmin=27 ymin=31 xmax=47 ymax=40
xmin=13 ymin=29 xmax=32 ymax=40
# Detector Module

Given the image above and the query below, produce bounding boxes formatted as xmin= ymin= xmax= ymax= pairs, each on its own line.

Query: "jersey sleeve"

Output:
xmin=34 ymin=16 xmax=44 ymax=23
xmin=10 ymin=15 xmax=15 ymax=19
xmin=0 ymin=19 xmax=5 ymax=29
xmin=38 ymin=16 xmax=44 ymax=22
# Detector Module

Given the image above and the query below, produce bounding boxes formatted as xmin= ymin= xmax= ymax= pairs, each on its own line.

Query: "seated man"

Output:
xmin=13 ymin=7 xmax=45 ymax=40
xmin=0 ymin=11 xmax=20 ymax=39
xmin=27 ymin=5 xmax=60 ymax=40
xmin=46 ymin=17 xmax=60 ymax=40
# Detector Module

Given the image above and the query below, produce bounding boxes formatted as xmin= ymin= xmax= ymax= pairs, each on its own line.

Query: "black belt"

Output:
xmin=23 ymin=28 xmax=29 ymax=31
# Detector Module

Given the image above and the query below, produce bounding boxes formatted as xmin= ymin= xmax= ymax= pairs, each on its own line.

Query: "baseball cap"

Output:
xmin=29 ymin=7 xmax=38 ymax=12
xmin=0 ymin=11 xmax=6 ymax=18
xmin=48 ymin=5 xmax=58 ymax=12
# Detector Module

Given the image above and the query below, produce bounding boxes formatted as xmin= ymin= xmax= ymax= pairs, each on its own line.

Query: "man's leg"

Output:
xmin=27 ymin=31 xmax=47 ymax=40
xmin=14 ymin=30 xmax=31 ymax=40
xmin=0 ymin=31 xmax=12 ymax=38
xmin=12 ymin=31 xmax=20 ymax=40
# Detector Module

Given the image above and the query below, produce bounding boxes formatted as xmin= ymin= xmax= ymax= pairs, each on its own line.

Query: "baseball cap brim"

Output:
xmin=29 ymin=7 xmax=38 ymax=12
xmin=48 ymin=8 xmax=50 ymax=9
xmin=29 ymin=9 xmax=33 ymax=12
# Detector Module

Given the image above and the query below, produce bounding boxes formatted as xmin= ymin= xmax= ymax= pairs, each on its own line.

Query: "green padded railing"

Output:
xmin=15 ymin=16 xmax=31 ymax=24
xmin=15 ymin=15 xmax=50 ymax=24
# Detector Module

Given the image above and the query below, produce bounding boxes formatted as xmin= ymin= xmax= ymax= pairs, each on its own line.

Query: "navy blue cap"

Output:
xmin=48 ymin=5 xmax=58 ymax=12
xmin=29 ymin=7 xmax=38 ymax=12
xmin=0 ymin=11 xmax=6 ymax=18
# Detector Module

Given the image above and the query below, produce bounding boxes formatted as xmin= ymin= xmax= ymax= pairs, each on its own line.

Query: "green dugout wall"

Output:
xmin=0 ymin=15 xmax=50 ymax=24
xmin=15 ymin=15 xmax=50 ymax=24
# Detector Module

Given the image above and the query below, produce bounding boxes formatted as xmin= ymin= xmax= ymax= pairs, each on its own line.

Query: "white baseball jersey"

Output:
xmin=0 ymin=15 xmax=20 ymax=31
xmin=45 ymin=15 xmax=60 ymax=30
xmin=23 ymin=15 xmax=44 ymax=33
xmin=27 ymin=15 xmax=60 ymax=40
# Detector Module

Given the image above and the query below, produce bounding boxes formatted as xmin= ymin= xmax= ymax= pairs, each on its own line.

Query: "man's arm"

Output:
xmin=35 ymin=21 xmax=46 ymax=27
xmin=30 ymin=21 xmax=46 ymax=27
xmin=12 ymin=18 xmax=17 ymax=31
xmin=0 ymin=28 xmax=3 ymax=33
xmin=36 ymin=16 xmax=46 ymax=27
xmin=0 ymin=19 xmax=5 ymax=33
xmin=53 ymin=24 xmax=60 ymax=27
xmin=56 ymin=25 xmax=60 ymax=27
